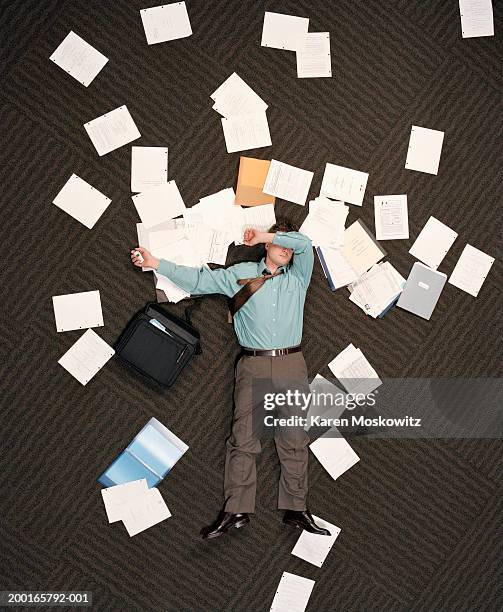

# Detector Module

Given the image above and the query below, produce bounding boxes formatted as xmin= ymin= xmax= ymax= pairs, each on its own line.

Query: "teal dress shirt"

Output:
xmin=156 ymin=231 xmax=314 ymax=349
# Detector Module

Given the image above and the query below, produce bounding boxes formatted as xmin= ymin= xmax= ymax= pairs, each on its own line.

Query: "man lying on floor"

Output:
xmin=131 ymin=219 xmax=330 ymax=540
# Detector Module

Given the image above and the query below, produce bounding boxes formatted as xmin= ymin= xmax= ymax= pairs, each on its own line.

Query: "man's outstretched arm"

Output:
xmin=131 ymin=246 xmax=246 ymax=297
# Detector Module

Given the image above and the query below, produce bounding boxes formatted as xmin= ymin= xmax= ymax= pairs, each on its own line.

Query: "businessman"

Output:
xmin=131 ymin=220 xmax=330 ymax=539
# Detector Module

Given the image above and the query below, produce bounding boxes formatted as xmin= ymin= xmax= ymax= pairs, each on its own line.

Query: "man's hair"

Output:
xmin=267 ymin=218 xmax=299 ymax=233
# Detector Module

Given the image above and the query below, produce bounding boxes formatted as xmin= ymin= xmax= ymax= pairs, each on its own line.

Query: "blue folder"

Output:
xmin=98 ymin=417 xmax=189 ymax=488
xmin=315 ymin=247 xmax=337 ymax=292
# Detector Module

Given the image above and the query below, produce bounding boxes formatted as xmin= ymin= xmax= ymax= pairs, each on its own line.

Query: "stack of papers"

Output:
xmin=328 ymin=343 xmax=382 ymax=396
xmin=299 ymin=197 xmax=349 ymax=248
xmin=309 ymin=429 xmax=360 ymax=481
xmin=291 ymin=515 xmax=341 ymax=566
xmin=263 ymin=159 xmax=314 ymax=206
xmin=261 ymin=12 xmax=332 ymax=79
xmin=189 ymin=188 xmax=275 ymax=246
xmin=135 ymin=186 xmax=276 ymax=302
xmin=317 ymin=220 xmax=386 ymax=290
xmin=348 ymin=262 xmax=406 ymax=318
xmin=211 ymin=73 xmax=271 ymax=153
xmin=101 ymin=479 xmax=171 ymax=537
xmin=409 ymin=216 xmax=458 ymax=269
xmin=140 ymin=2 xmax=192 ymax=45
xmin=58 ymin=329 xmax=114 ymax=386
xmin=320 ymin=163 xmax=369 ymax=206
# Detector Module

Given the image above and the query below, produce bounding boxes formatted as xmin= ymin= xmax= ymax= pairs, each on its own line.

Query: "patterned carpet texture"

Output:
xmin=1 ymin=0 xmax=502 ymax=610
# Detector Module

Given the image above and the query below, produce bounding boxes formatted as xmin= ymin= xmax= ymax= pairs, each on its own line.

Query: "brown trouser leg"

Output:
xmin=223 ymin=352 xmax=310 ymax=513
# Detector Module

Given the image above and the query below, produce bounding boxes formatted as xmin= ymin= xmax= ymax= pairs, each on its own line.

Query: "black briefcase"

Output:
xmin=115 ymin=302 xmax=201 ymax=388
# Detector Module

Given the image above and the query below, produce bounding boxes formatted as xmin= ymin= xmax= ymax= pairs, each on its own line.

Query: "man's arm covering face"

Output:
xmin=272 ymin=231 xmax=314 ymax=289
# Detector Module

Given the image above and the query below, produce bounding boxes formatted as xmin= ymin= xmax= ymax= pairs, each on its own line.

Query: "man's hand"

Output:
xmin=130 ymin=247 xmax=160 ymax=269
xmin=243 ymin=228 xmax=274 ymax=246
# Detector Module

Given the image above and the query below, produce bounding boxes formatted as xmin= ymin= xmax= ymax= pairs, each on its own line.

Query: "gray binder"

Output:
xmin=397 ymin=262 xmax=447 ymax=320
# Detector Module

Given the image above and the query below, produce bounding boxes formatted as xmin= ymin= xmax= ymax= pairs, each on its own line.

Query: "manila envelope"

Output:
xmin=235 ymin=157 xmax=276 ymax=206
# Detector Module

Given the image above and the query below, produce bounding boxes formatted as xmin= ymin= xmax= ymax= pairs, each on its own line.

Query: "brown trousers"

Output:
xmin=223 ymin=351 xmax=311 ymax=513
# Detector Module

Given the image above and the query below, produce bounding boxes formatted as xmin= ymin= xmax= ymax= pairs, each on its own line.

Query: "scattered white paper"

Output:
xmin=148 ymin=227 xmax=186 ymax=252
xmin=154 ymin=272 xmax=190 ymax=303
xmin=296 ymin=32 xmax=331 ymax=78
xmin=317 ymin=246 xmax=359 ymax=289
xmin=263 ymin=159 xmax=314 ymax=205
xmin=270 ymin=571 xmax=315 ymax=612
xmin=261 ymin=12 xmax=309 ymax=51
xmin=197 ymin=188 xmax=241 ymax=232
xmin=409 ymin=216 xmax=458 ymax=270
xmin=233 ymin=203 xmax=276 ymax=245
xmin=349 ymin=262 xmax=405 ymax=318
xmin=320 ymin=163 xmax=369 ymax=206
xmin=152 ymin=234 xmax=204 ymax=267
xmin=204 ymin=228 xmax=233 ymax=265
xmin=131 ymin=146 xmax=168 ymax=192
xmin=121 ymin=487 xmax=171 ymax=537
xmin=449 ymin=244 xmax=495 ymax=297
xmin=140 ymin=2 xmax=192 ymax=45
xmin=58 ymin=329 xmax=114 ymax=386
xmin=305 ymin=375 xmax=347 ymax=431
xmin=221 ymin=112 xmax=272 ymax=153
xmin=101 ymin=479 xmax=149 ymax=523
xmin=328 ymin=343 xmax=382 ymax=395
xmin=343 ymin=220 xmax=385 ymax=276
xmin=291 ymin=516 xmax=341 ymax=567
xmin=84 ymin=106 xmax=141 ymax=156
xmin=374 ymin=195 xmax=409 ymax=240
xmin=53 ymin=173 xmax=111 ymax=229
xmin=300 ymin=198 xmax=348 ymax=248
xmin=52 ymin=290 xmax=103 ymax=332
xmin=211 ymin=73 xmax=268 ymax=117
xmin=459 ymin=0 xmax=494 ymax=38
xmin=49 ymin=31 xmax=108 ymax=87
xmin=132 ymin=181 xmax=186 ymax=228
xmin=309 ymin=430 xmax=360 ymax=481
xmin=405 ymin=125 xmax=444 ymax=175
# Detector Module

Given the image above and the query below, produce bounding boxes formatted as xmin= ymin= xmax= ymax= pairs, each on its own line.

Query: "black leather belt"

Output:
xmin=241 ymin=345 xmax=302 ymax=357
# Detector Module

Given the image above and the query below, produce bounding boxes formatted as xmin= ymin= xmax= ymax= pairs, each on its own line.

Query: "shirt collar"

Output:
xmin=260 ymin=257 xmax=285 ymax=275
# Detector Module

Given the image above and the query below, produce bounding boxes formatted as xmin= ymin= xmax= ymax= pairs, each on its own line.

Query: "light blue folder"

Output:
xmin=98 ymin=417 xmax=189 ymax=488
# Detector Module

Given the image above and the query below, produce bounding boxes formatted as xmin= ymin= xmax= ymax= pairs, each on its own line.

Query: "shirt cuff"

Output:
xmin=272 ymin=231 xmax=311 ymax=254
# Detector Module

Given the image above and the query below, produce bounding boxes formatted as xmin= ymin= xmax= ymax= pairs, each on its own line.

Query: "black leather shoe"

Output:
xmin=200 ymin=511 xmax=250 ymax=539
xmin=283 ymin=509 xmax=331 ymax=535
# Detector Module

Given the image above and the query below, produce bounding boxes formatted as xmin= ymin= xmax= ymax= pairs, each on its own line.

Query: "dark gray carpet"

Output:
xmin=1 ymin=1 xmax=502 ymax=610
